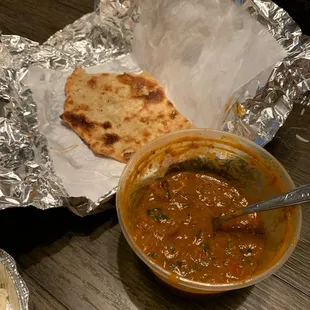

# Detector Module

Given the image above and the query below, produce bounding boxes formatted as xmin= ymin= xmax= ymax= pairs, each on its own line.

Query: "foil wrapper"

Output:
xmin=221 ymin=0 xmax=310 ymax=145
xmin=0 ymin=250 xmax=29 ymax=309
xmin=0 ymin=0 xmax=309 ymax=213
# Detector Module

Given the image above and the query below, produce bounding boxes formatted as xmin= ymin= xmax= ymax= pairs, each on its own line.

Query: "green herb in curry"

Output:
xmin=147 ymin=208 xmax=168 ymax=223
xmin=133 ymin=171 xmax=266 ymax=284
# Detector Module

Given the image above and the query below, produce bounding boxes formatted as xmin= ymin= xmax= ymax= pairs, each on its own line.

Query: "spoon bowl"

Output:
xmin=213 ymin=184 xmax=310 ymax=231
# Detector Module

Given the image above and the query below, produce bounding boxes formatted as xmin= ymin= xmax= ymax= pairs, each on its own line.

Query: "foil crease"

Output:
xmin=0 ymin=0 xmax=309 ymax=213
xmin=0 ymin=250 xmax=29 ymax=309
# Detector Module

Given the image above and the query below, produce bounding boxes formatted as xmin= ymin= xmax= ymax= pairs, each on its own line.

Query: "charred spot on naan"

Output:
xmin=143 ymin=129 xmax=151 ymax=138
xmin=62 ymin=112 xmax=94 ymax=131
xmin=141 ymin=88 xmax=165 ymax=104
xmin=117 ymin=73 xmax=158 ymax=97
xmin=170 ymin=110 xmax=178 ymax=119
xmin=118 ymin=73 xmax=165 ymax=104
xmin=92 ymin=142 xmax=114 ymax=157
xmin=117 ymin=73 xmax=157 ymax=89
xmin=87 ymin=77 xmax=99 ymax=89
xmin=103 ymin=133 xmax=120 ymax=145
xmin=102 ymin=121 xmax=112 ymax=129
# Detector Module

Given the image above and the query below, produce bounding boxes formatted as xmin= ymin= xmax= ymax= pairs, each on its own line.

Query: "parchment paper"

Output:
xmin=132 ymin=0 xmax=287 ymax=128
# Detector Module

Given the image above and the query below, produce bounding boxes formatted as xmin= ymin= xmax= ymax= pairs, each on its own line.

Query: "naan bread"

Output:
xmin=0 ymin=289 xmax=7 ymax=310
xmin=61 ymin=68 xmax=193 ymax=163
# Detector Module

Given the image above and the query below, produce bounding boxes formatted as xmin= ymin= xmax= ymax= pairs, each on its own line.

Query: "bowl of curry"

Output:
xmin=116 ymin=129 xmax=301 ymax=294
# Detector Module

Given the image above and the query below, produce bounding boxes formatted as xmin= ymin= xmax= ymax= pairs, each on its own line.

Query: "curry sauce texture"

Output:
xmin=132 ymin=171 xmax=266 ymax=284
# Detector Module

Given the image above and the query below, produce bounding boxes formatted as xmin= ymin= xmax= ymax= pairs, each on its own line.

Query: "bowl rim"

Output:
xmin=0 ymin=249 xmax=29 ymax=309
xmin=116 ymin=128 xmax=302 ymax=292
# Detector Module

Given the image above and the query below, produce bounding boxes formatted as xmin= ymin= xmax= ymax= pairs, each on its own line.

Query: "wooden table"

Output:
xmin=0 ymin=1 xmax=310 ymax=309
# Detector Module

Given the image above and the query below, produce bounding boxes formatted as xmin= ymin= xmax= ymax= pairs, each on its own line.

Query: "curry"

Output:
xmin=132 ymin=171 xmax=267 ymax=284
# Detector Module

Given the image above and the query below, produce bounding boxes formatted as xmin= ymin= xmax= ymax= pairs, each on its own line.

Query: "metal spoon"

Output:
xmin=213 ymin=184 xmax=309 ymax=231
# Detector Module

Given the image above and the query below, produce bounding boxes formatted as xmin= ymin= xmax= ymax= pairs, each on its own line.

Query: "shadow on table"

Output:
xmin=117 ymin=234 xmax=251 ymax=310
xmin=0 ymin=205 xmax=118 ymax=265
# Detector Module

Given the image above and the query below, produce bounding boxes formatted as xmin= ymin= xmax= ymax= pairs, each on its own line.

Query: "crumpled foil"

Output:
xmin=0 ymin=250 xmax=29 ymax=310
xmin=0 ymin=0 xmax=309 ymax=213
xmin=221 ymin=0 xmax=310 ymax=145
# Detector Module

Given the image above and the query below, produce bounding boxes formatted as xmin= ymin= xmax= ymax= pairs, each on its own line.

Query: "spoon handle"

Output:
xmin=242 ymin=184 xmax=310 ymax=216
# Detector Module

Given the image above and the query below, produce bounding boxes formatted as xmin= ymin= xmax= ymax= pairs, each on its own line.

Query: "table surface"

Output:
xmin=1 ymin=1 xmax=310 ymax=309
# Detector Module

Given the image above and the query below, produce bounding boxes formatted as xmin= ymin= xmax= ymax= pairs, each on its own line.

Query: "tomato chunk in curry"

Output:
xmin=132 ymin=171 xmax=266 ymax=284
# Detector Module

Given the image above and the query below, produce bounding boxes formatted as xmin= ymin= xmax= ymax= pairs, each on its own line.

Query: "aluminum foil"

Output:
xmin=0 ymin=0 xmax=309 ymax=213
xmin=221 ymin=0 xmax=310 ymax=145
xmin=0 ymin=250 xmax=28 ymax=310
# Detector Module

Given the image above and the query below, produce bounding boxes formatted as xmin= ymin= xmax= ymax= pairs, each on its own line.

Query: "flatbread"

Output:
xmin=61 ymin=68 xmax=193 ymax=163
xmin=0 ymin=289 xmax=7 ymax=310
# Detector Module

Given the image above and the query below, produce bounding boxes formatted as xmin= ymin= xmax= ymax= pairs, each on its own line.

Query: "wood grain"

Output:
xmin=20 ymin=272 xmax=68 ymax=310
xmin=0 ymin=0 xmax=93 ymax=43
xmin=14 ymin=221 xmax=310 ymax=310
xmin=1 ymin=1 xmax=310 ymax=309
xmin=265 ymin=104 xmax=310 ymax=297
